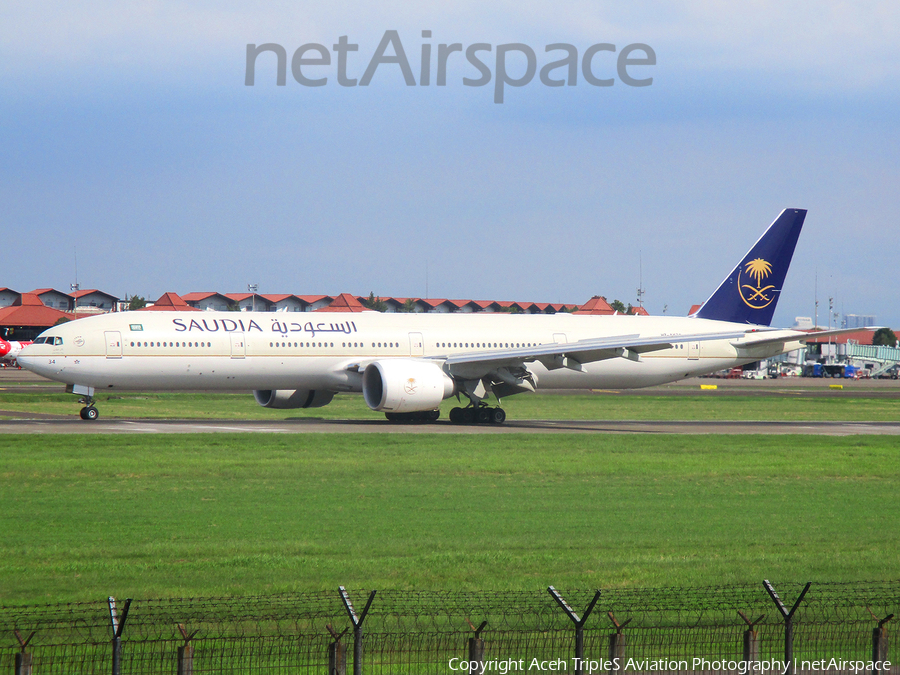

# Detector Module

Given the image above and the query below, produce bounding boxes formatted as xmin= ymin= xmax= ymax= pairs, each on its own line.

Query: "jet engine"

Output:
xmin=362 ymin=359 xmax=455 ymax=413
xmin=253 ymin=389 xmax=335 ymax=409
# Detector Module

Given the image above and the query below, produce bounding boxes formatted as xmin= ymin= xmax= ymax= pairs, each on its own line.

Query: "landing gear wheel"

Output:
xmin=427 ymin=409 xmax=440 ymax=421
xmin=489 ymin=408 xmax=506 ymax=425
xmin=80 ymin=406 xmax=99 ymax=421
xmin=461 ymin=408 xmax=475 ymax=424
xmin=476 ymin=408 xmax=491 ymax=424
xmin=449 ymin=407 xmax=462 ymax=423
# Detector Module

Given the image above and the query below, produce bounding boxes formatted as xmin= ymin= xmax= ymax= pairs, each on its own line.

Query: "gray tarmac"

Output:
xmin=2 ymin=368 xmax=897 ymax=435
xmin=1 ymin=418 xmax=898 ymax=435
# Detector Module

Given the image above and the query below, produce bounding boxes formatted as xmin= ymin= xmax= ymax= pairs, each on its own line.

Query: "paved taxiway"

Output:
xmin=1 ymin=418 xmax=898 ymax=435
xmin=2 ymin=369 xmax=897 ymax=434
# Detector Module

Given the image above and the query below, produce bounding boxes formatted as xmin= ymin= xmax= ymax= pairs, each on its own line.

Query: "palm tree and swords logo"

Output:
xmin=739 ymin=257 xmax=776 ymax=309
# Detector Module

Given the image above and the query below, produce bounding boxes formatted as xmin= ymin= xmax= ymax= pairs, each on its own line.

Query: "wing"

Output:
xmin=442 ymin=329 xmax=759 ymax=381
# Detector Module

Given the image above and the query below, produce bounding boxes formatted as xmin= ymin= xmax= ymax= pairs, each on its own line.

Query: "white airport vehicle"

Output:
xmin=18 ymin=209 xmax=860 ymax=423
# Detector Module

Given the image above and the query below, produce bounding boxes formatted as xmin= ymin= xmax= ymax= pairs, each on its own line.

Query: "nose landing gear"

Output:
xmin=79 ymin=404 xmax=99 ymax=420
xmin=65 ymin=383 xmax=99 ymax=421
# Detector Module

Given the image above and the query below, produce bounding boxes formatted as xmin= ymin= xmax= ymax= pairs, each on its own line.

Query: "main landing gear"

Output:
xmin=448 ymin=404 xmax=506 ymax=425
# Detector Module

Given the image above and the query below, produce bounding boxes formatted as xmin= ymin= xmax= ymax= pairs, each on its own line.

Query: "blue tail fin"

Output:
xmin=692 ymin=208 xmax=806 ymax=326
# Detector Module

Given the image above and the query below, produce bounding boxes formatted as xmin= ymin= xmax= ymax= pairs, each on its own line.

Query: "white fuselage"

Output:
xmin=18 ymin=310 xmax=799 ymax=394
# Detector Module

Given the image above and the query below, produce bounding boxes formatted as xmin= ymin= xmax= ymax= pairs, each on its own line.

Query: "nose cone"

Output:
xmin=0 ymin=341 xmax=9 ymax=357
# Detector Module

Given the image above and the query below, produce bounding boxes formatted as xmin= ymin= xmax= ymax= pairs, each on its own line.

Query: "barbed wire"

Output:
xmin=2 ymin=583 xmax=897 ymax=674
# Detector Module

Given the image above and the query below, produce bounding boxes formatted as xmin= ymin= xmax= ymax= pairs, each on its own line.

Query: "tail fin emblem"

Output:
xmin=739 ymin=258 xmax=775 ymax=308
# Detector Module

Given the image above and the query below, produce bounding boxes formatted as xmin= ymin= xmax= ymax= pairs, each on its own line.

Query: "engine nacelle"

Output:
xmin=253 ymin=389 xmax=335 ymax=409
xmin=362 ymin=359 xmax=455 ymax=413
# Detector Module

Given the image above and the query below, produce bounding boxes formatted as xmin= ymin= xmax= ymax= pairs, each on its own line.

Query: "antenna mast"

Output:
xmin=71 ymin=247 xmax=80 ymax=318
xmin=636 ymin=251 xmax=645 ymax=309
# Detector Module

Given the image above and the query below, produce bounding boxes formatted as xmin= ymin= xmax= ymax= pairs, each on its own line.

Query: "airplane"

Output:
xmin=0 ymin=338 xmax=32 ymax=364
xmin=17 ymin=208 xmax=863 ymax=423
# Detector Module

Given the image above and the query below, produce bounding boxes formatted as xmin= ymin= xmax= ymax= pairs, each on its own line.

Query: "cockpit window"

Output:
xmin=33 ymin=336 xmax=63 ymax=345
xmin=53 ymin=337 xmax=63 ymax=345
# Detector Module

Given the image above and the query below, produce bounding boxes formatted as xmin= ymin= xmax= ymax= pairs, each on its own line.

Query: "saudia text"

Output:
xmin=172 ymin=318 xmax=358 ymax=338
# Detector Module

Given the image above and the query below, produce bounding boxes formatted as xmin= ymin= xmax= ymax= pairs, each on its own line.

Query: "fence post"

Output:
xmin=14 ymin=630 xmax=35 ymax=675
xmin=339 ymin=587 xmax=376 ymax=675
xmin=738 ymin=611 xmax=765 ymax=665
xmin=871 ymin=613 xmax=893 ymax=675
xmin=465 ymin=619 xmax=488 ymax=675
xmin=763 ymin=581 xmax=810 ymax=675
xmin=327 ymin=624 xmax=349 ymax=675
xmin=548 ymin=587 xmax=601 ymax=675
xmin=108 ymin=596 xmax=132 ymax=675
xmin=607 ymin=612 xmax=630 ymax=675
xmin=176 ymin=623 xmax=199 ymax=675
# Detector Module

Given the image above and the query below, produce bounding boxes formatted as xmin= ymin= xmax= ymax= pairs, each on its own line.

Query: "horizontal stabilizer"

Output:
xmin=733 ymin=326 xmax=876 ymax=349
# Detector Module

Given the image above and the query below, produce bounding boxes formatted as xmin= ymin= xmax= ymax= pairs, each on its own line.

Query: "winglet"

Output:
xmin=692 ymin=208 xmax=806 ymax=326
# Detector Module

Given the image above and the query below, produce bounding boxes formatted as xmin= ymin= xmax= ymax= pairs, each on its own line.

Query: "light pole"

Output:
xmin=248 ymin=284 xmax=258 ymax=312
xmin=70 ymin=283 xmax=79 ymax=317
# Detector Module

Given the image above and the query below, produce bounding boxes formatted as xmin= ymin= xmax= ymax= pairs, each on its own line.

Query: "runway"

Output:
xmin=1 ymin=417 xmax=899 ymax=435
xmin=2 ymin=370 xmax=897 ymax=434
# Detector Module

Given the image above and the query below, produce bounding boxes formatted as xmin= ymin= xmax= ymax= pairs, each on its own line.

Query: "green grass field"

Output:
xmin=1 ymin=387 xmax=899 ymax=420
xmin=2 ymin=433 xmax=898 ymax=605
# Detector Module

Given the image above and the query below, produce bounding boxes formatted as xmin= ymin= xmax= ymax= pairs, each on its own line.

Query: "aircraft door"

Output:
xmin=230 ymin=333 xmax=246 ymax=359
xmin=408 ymin=332 xmax=424 ymax=356
xmin=104 ymin=331 xmax=122 ymax=359
xmin=688 ymin=342 xmax=700 ymax=360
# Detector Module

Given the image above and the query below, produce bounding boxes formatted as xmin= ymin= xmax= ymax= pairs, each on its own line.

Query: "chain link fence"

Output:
xmin=2 ymin=582 xmax=897 ymax=674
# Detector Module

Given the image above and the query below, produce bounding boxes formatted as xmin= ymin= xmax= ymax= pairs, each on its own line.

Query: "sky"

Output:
xmin=2 ymin=1 xmax=898 ymax=327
